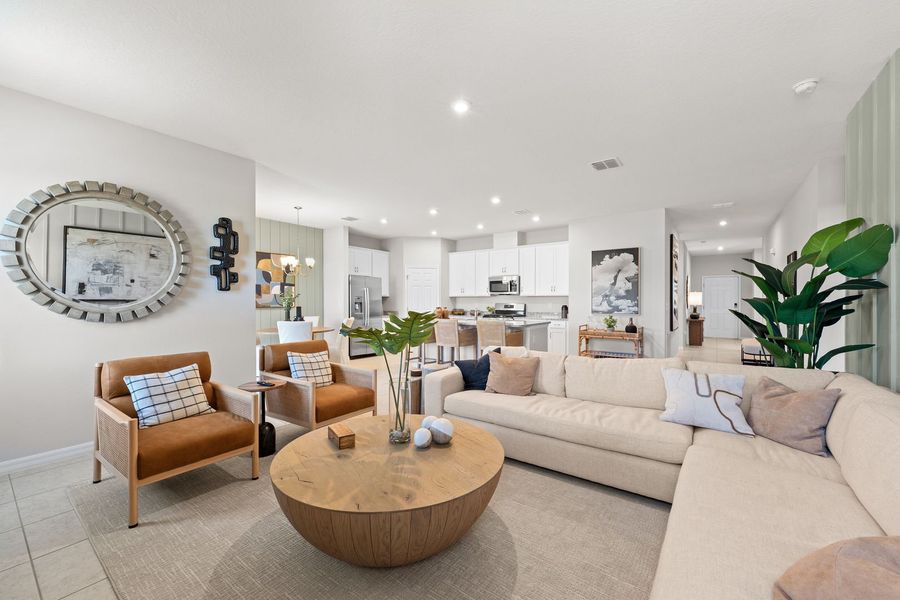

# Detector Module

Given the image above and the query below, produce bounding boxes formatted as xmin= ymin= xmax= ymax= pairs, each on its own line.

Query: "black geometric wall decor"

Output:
xmin=209 ymin=217 xmax=239 ymax=291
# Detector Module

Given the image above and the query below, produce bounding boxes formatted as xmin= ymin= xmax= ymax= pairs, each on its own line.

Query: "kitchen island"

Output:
xmin=452 ymin=318 xmax=550 ymax=354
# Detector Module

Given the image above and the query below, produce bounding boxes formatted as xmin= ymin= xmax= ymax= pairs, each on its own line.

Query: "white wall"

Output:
xmin=568 ymin=208 xmax=670 ymax=357
xmin=763 ymin=157 xmax=847 ymax=370
xmin=454 ymin=226 xmax=568 ymax=251
xmin=348 ymin=232 xmax=385 ymax=250
xmin=322 ymin=225 xmax=349 ymax=329
xmin=0 ymin=86 xmax=256 ymax=462
xmin=380 ymin=237 xmax=453 ymax=315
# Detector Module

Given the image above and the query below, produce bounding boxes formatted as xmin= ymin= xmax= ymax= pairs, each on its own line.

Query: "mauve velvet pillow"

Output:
xmin=485 ymin=352 xmax=539 ymax=396
xmin=773 ymin=536 xmax=900 ymax=600
xmin=749 ymin=377 xmax=840 ymax=456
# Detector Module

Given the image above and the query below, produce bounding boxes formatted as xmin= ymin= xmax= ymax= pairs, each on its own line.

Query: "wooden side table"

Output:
xmin=688 ymin=317 xmax=705 ymax=346
xmin=238 ymin=379 xmax=287 ymax=457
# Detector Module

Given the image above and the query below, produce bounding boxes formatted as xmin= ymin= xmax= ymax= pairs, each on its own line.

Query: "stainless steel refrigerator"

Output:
xmin=348 ymin=275 xmax=384 ymax=358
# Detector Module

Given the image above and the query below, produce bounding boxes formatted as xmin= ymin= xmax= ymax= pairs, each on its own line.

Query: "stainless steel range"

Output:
xmin=483 ymin=302 xmax=526 ymax=319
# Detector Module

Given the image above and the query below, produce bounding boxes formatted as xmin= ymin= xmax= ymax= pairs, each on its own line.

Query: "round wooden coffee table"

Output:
xmin=270 ymin=415 xmax=504 ymax=567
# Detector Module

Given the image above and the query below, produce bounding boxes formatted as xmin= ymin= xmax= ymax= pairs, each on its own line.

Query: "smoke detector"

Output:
xmin=793 ymin=78 xmax=819 ymax=96
xmin=591 ymin=157 xmax=623 ymax=171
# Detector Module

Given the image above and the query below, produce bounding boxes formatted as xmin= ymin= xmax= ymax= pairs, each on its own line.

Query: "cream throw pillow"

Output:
xmin=485 ymin=352 xmax=539 ymax=396
xmin=660 ymin=368 xmax=753 ymax=435
xmin=749 ymin=377 xmax=841 ymax=456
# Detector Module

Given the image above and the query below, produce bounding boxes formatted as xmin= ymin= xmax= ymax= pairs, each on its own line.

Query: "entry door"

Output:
xmin=406 ymin=267 xmax=439 ymax=315
xmin=702 ymin=275 xmax=741 ymax=339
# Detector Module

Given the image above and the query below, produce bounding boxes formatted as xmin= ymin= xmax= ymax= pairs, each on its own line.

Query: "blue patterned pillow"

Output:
xmin=455 ymin=348 xmax=501 ymax=391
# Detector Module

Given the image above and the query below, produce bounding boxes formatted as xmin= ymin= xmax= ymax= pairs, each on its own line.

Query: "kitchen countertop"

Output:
xmin=454 ymin=318 xmax=550 ymax=329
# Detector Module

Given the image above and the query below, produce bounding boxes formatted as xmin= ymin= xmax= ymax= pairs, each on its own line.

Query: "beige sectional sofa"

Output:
xmin=422 ymin=349 xmax=900 ymax=600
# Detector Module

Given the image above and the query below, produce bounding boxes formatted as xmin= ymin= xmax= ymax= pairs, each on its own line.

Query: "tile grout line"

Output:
xmin=65 ymin=484 xmax=121 ymax=600
xmin=10 ymin=476 xmax=44 ymax=600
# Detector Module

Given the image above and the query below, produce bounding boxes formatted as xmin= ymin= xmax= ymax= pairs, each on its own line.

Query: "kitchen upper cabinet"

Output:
xmin=489 ymin=248 xmax=519 ymax=276
xmin=371 ymin=249 xmax=390 ymax=296
xmin=349 ymin=246 xmax=372 ymax=276
xmin=349 ymin=246 xmax=390 ymax=296
xmin=474 ymin=250 xmax=490 ymax=296
xmin=448 ymin=251 xmax=477 ymax=296
xmin=535 ymin=243 xmax=569 ymax=296
xmin=518 ymin=246 xmax=536 ymax=296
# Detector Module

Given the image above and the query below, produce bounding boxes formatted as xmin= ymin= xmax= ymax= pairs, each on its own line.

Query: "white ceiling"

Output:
xmin=1 ymin=1 xmax=899 ymax=243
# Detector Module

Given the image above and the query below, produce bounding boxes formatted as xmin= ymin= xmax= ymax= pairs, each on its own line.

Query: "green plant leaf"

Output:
xmin=769 ymin=336 xmax=814 ymax=354
xmin=729 ymin=310 xmax=769 ymax=338
xmin=743 ymin=259 xmax=786 ymax=296
xmin=814 ymin=344 xmax=875 ymax=369
xmin=801 ymin=218 xmax=866 ymax=266
xmin=758 ymin=338 xmax=795 ymax=367
xmin=826 ymin=278 xmax=888 ymax=292
xmin=733 ymin=270 xmax=777 ymax=302
xmin=745 ymin=298 xmax=777 ymax=324
xmin=777 ymin=294 xmax=818 ymax=325
xmin=341 ymin=325 xmax=389 ymax=355
xmin=826 ymin=224 xmax=894 ymax=277
xmin=780 ymin=253 xmax=817 ymax=295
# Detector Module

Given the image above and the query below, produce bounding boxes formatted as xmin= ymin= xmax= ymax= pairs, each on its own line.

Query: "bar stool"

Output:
xmin=476 ymin=319 xmax=524 ymax=354
xmin=434 ymin=319 xmax=477 ymax=363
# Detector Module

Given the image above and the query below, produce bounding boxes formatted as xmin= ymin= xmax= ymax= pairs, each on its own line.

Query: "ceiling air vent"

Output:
xmin=513 ymin=209 xmax=532 ymax=216
xmin=712 ymin=202 xmax=734 ymax=209
xmin=341 ymin=216 xmax=359 ymax=222
xmin=591 ymin=157 xmax=623 ymax=171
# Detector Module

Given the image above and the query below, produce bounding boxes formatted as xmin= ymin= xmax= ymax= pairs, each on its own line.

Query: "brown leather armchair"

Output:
xmin=92 ymin=351 xmax=259 ymax=528
xmin=257 ymin=340 xmax=377 ymax=430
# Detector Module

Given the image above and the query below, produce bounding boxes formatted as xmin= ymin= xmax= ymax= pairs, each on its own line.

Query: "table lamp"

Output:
xmin=688 ymin=291 xmax=703 ymax=319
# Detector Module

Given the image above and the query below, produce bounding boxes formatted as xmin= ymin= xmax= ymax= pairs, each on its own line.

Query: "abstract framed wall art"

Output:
xmin=256 ymin=250 xmax=294 ymax=308
xmin=62 ymin=226 xmax=171 ymax=302
xmin=591 ymin=247 xmax=640 ymax=314
xmin=670 ymin=233 xmax=680 ymax=331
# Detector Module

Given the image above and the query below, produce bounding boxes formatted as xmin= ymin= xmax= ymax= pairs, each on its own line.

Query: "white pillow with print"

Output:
xmin=288 ymin=350 xmax=333 ymax=388
xmin=660 ymin=368 xmax=754 ymax=435
xmin=123 ymin=363 xmax=214 ymax=428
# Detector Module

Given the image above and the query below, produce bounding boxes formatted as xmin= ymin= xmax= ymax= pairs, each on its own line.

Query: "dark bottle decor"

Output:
xmin=625 ymin=318 xmax=638 ymax=333
xmin=293 ymin=306 xmax=304 ymax=321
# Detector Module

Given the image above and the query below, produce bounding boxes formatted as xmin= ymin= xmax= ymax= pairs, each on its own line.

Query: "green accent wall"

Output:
xmin=255 ymin=217 xmax=325 ymax=329
xmin=845 ymin=48 xmax=900 ymax=390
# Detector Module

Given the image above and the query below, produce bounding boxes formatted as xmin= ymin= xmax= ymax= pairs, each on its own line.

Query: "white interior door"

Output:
xmin=406 ymin=267 xmax=439 ymax=314
xmin=702 ymin=275 xmax=741 ymax=339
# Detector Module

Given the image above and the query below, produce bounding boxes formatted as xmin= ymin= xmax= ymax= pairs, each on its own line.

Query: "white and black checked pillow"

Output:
xmin=123 ymin=363 xmax=215 ymax=428
xmin=287 ymin=350 xmax=333 ymax=388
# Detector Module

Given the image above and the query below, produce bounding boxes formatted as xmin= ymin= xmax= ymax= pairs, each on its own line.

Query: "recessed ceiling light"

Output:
xmin=452 ymin=98 xmax=471 ymax=115
xmin=380 ymin=218 xmax=388 ymax=224
xmin=532 ymin=215 xmax=541 ymax=223
xmin=719 ymin=220 xmax=728 ymax=227
xmin=490 ymin=196 xmax=501 ymax=205
xmin=717 ymin=246 xmax=724 ymax=251
xmin=429 ymin=208 xmax=438 ymax=216
xmin=476 ymin=223 xmax=484 ymax=230
xmin=430 ymin=230 xmax=437 ymax=236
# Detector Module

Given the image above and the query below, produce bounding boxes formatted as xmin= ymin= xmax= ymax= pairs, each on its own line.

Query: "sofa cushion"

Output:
xmin=485 ymin=353 xmax=539 ymax=396
xmin=287 ymin=350 xmax=333 ymax=388
xmin=686 ymin=361 xmax=835 ymax=415
xmin=650 ymin=445 xmax=884 ymax=600
xmin=137 ymin=411 xmax=255 ymax=479
xmin=826 ymin=373 xmax=899 ymax=461
xmin=692 ymin=428 xmax=845 ymax=483
xmin=124 ymin=363 xmax=215 ymax=428
xmin=749 ymin=377 xmax=840 ymax=456
xmin=839 ymin=402 xmax=900 ymax=535
xmin=315 ymin=383 xmax=374 ymax=423
xmin=444 ymin=390 xmax=692 ymax=464
xmin=564 ymin=356 xmax=684 ymax=410
xmin=101 ymin=351 xmax=214 ymax=409
xmin=455 ymin=348 xmax=500 ymax=390
xmin=660 ymin=368 xmax=753 ymax=435
xmin=527 ymin=350 xmax=567 ymax=397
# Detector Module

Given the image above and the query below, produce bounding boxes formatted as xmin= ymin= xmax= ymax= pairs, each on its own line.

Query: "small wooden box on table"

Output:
xmin=327 ymin=422 xmax=356 ymax=449
xmin=577 ymin=324 xmax=644 ymax=358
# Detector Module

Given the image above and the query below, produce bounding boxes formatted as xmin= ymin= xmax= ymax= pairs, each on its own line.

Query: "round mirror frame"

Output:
xmin=0 ymin=181 xmax=190 ymax=323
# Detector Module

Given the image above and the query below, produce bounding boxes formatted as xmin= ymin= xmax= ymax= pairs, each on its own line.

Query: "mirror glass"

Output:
xmin=24 ymin=198 xmax=177 ymax=307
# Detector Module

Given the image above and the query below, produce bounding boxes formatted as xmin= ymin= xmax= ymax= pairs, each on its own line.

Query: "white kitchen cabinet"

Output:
xmin=519 ymin=246 xmax=536 ymax=296
xmin=349 ymin=246 xmax=372 ymax=276
xmin=449 ymin=251 xmax=475 ymax=296
xmin=371 ymin=249 xmax=390 ymax=296
xmin=349 ymin=246 xmax=390 ymax=296
xmin=548 ymin=320 xmax=568 ymax=355
xmin=474 ymin=250 xmax=490 ymax=296
xmin=489 ymin=248 xmax=519 ymax=276
xmin=535 ymin=243 xmax=569 ymax=296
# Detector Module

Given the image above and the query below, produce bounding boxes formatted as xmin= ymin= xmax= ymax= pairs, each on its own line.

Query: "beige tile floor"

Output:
xmin=0 ymin=457 xmax=117 ymax=600
xmin=677 ymin=337 xmax=743 ymax=365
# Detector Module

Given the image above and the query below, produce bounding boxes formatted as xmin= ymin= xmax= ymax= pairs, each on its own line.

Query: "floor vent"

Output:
xmin=591 ymin=157 xmax=623 ymax=171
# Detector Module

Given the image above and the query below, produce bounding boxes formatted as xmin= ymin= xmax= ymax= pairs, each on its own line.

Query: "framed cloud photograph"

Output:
xmin=591 ymin=247 xmax=640 ymax=314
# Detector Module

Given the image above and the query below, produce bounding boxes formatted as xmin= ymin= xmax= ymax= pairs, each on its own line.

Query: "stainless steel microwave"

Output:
xmin=489 ymin=275 xmax=520 ymax=295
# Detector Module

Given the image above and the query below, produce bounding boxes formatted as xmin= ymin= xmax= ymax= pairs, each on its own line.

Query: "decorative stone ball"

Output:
xmin=413 ymin=427 xmax=432 ymax=449
xmin=421 ymin=415 xmax=438 ymax=430
xmin=429 ymin=418 xmax=455 ymax=445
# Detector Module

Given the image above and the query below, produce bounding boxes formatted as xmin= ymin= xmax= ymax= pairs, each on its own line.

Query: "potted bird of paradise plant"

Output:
xmin=341 ymin=311 xmax=437 ymax=443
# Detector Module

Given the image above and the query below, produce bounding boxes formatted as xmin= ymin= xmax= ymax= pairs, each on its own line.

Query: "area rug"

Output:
xmin=70 ymin=425 xmax=669 ymax=600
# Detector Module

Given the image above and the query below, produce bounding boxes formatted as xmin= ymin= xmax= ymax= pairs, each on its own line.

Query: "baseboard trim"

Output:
xmin=0 ymin=442 xmax=93 ymax=477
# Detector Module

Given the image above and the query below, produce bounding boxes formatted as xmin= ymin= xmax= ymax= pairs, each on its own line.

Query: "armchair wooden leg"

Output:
xmin=251 ymin=446 xmax=260 ymax=480
xmin=92 ymin=456 xmax=101 ymax=484
xmin=128 ymin=478 xmax=139 ymax=528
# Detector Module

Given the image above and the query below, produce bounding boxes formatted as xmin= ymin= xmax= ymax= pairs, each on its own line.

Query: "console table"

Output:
xmin=577 ymin=324 xmax=644 ymax=358
xmin=687 ymin=317 xmax=705 ymax=346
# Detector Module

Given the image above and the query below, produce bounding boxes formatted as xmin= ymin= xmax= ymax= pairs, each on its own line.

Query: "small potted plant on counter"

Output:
xmin=603 ymin=315 xmax=617 ymax=331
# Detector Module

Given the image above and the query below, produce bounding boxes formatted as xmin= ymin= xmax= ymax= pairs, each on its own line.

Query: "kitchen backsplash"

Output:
xmin=451 ymin=296 xmax=569 ymax=319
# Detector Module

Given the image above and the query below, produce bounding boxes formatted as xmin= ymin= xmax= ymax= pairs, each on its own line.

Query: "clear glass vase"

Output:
xmin=388 ymin=378 xmax=411 ymax=444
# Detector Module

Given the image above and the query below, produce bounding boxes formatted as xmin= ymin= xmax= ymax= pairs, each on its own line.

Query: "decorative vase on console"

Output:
xmin=625 ymin=318 xmax=638 ymax=334
xmin=293 ymin=306 xmax=304 ymax=321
